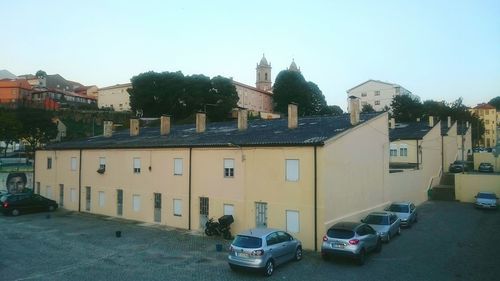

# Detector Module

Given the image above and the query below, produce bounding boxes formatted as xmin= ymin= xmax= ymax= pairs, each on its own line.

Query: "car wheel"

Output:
xmin=204 ymin=228 xmax=213 ymax=236
xmin=374 ymin=239 xmax=382 ymax=253
xmin=294 ymin=247 xmax=302 ymax=261
xmin=397 ymin=226 xmax=401 ymax=236
xmin=263 ymin=260 xmax=274 ymax=277
xmin=357 ymin=249 xmax=366 ymax=266
xmin=11 ymin=209 xmax=20 ymax=216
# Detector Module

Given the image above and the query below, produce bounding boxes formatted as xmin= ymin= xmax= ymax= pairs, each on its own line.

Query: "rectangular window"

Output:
xmin=174 ymin=158 xmax=183 ymax=175
xmin=98 ymin=191 xmax=105 ymax=208
xmin=224 ymin=159 xmax=234 ymax=178
xmin=223 ymin=204 xmax=234 ymax=216
xmin=286 ymin=210 xmax=300 ymax=233
xmin=374 ymin=100 xmax=380 ymax=105
xmin=47 ymin=157 xmax=52 ymax=169
xmin=173 ymin=199 xmax=182 ymax=216
xmin=400 ymin=144 xmax=408 ymax=157
xmin=71 ymin=157 xmax=77 ymax=171
xmin=285 ymin=159 xmax=299 ymax=182
xmin=374 ymin=91 xmax=380 ymax=96
xmin=390 ymin=144 xmax=398 ymax=157
xmin=361 ymin=92 xmax=367 ymax=97
xmin=132 ymin=195 xmax=140 ymax=212
xmin=485 ymin=120 xmax=490 ymax=125
xmin=99 ymin=157 xmax=106 ymax=170
xmin=133 ymin=158 xmax=141 ymax=173
xmin=70 ymin=188 xmax=77 ymax=202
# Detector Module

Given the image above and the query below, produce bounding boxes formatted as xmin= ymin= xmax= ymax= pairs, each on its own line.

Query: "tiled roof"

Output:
xmin=46 ymin=112 xmax=383 ymax=150
xmin=473 ymin=103 xmax=495 ymax=110
xmin=347 ymin=79 xmax=400 ymax=93
xmin=389 ymin=122 xmax=433 ymax=141
xmin=232 ymin=81 xmax=272 ymax=95
xmin=98 ymin=83 xmax=132 ymax=91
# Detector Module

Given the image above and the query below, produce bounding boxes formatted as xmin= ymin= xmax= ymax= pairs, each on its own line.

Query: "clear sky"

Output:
xmin=2 ymin=0 xmax=499 ymax=111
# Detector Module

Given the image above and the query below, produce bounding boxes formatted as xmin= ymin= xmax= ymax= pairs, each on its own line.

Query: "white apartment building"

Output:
xmin=97 ymin=83 xmax=132 ymax=111
xmin=347 ymin=79 xmax=415 ymax=112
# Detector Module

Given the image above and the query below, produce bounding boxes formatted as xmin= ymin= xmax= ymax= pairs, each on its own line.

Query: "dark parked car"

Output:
xmin=1 ymin=193 xmax=58 ymax=216
xmin=449 ymin=160 xmax=469 ymax=173
xmin=478 ymin=162 xmax=494 ymax=173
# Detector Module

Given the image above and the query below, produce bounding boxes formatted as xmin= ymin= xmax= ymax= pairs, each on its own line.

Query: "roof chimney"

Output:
xmin=447 ymin=116 xmax=451 ymax=128
xmin=103 ymin=121 xmax=113 ymax=137
xmin=429 ymin=116 xmax=434 ymax=127
xmin=130 ymin=118 xmax=139 ymax=136
xmin=288 ymin=103 xmax=298 ymax=129
xmin=349 ymin=96 xmax=360 ymax=125
xmin=389 ymin=118 xmax=395 ymax=129
xmin=160 ymin=115 xmax=171 ymax=136
xmin=238 ymin=109 xmax=248 ymax=131
xmin=196 ymin=112 xmax=206 ymax=133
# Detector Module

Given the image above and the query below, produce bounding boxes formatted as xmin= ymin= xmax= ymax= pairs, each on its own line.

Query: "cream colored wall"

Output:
xmin=473 ymin=153 xmax=500 ymax=171
xmin=389 ymin=140 xmax=418 ymax=163
xmin=455 ymin=174 xmax=500 ymax=202
xmin=348 ymin=81 xmax=396 ymax=111
xmin=443 ymin=122 xmax=458 ymax=167
xmin=234 ymin=84 xmax=273 ymax=113
xmin=318 ymin=113 xmax=389 ymax=250
xmin=97 ymin=85 xmax=131 ymax=111
xmin=471 ymin=108 xmax=497 ymax=147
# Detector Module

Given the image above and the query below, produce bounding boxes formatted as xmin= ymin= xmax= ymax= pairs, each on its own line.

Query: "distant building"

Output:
xmin=0 ymin=79 xmax=33 ymax=107
xmin=470 ymin=103 xmax=497 ymax=148
xmin=347 ymin=79 xmax=415 ymax=112
xmin=75 ymin=85 xmax=98 ymax=98
xmin=97 ymin=83 xmax=132 ymax=111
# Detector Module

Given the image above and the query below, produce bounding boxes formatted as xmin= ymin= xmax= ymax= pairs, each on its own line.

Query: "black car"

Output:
xmin=1 ymin=193 xmax=58 ymax=216
xmin=478 ymin=162 xmax=494 ymax=173
xmin=449 ymin=160 xmax=469 ymax=173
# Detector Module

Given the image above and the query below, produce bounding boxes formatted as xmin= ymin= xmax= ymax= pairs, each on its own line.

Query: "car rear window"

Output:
xmin=327 ymin=228 xmax=354 ymax=239
xmin=388 ymin=204 xmax=409 ymax=213
xmin=477 ymin=193 xmax=496 ymax=199
xmin=232 ymin=235 xmax=262 ymax=248
xmin=365 ymin=215 xmax=389 ymax=225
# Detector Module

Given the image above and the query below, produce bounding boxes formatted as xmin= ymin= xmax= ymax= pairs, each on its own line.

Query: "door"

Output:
xmin=277 ymin=231 xmax=295 ymax=262
xmin=360 ymin=225 xmax=378 ymax=250
xmin=59 ymin=184 xmax=64 ymax=207
xmin=154 ymin=193 xmax=161 ymax=223
xmin=199 ymin=197 xmax=209 ymax=229
xmin=255 ymin=202 xmax=267 ymax=228
xmin=85 ymin=186 xmax=91 ymax=211
xmin=117 ymin=189 xmax=123 ymax=216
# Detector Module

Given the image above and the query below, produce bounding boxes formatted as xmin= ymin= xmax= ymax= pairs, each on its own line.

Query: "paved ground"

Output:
xmin=1 ymin=201 xmax=499 ymax=281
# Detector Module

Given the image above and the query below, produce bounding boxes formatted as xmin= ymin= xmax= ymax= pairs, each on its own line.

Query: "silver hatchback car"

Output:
xmin=362 ymin=212 xmax=401 ymax=242
xmin=227 ymin=228 xmax=302 ymax=276
xmin=474 ymin=192 xmax=498 ymax=209
xmin=321 ymin=222 xmax=381 ymax=265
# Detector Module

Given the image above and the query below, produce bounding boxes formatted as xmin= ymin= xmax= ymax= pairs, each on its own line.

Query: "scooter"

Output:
xmin=205 ymin=215 xmax=234 ymax=240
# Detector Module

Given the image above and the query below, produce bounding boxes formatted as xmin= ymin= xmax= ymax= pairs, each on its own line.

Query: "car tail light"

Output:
xmin=348 ymin=239 xmax=360 ymax=245
xmin=322 ymin=235 xmax=328 ymax=241
xmin=251 ymin=249 xmax=264 ymax=256
xmin=2 ymin=202 xmax=8 ymax=208
xmin=229 ymin=245 xmax=233 ymax=252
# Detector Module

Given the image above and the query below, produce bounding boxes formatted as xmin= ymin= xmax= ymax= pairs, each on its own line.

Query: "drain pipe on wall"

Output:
xmin=314 ymin=145 xmax=318 ymax=252
xmin=78 ymin=149 xmax=82 ymax=212
xmin=188 ymin=147 xmax=192 ymax=230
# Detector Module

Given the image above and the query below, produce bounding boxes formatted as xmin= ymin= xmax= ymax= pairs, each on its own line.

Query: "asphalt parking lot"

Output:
xmin=1 ymin=201 xmax=499 ymax=281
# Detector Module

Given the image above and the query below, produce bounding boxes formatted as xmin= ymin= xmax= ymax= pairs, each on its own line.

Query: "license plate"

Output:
xmin=236 ymin=252 xmax=249 ymax=258
xmin=332 ymin=243 xmax=344 ymax=249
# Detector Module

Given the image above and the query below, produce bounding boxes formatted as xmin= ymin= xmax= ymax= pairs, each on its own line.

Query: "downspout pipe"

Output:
xmin=416 ymin=140 xmax=419 ymax=170
xmin=78 ymin=149 xmax=82 ymax=212
xmin=188 ymin=147 xmax=192 ymax=230
xmin=314 ymin=146 xmax=318 ymax=252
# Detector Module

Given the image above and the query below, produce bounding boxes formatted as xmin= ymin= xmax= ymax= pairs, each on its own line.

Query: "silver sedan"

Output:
xmin=362 ymin=212 xmax=401 ymax=242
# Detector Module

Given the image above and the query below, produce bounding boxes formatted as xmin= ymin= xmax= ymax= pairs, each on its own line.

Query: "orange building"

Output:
xmin=0 ymin=79 xmax=33 ymax=106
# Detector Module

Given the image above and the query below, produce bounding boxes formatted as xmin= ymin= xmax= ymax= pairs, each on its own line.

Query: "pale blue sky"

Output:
xmin=2 ymin=0 xmax=499 ymax=110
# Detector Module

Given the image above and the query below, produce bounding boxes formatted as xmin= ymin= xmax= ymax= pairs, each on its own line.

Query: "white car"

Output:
xmin=474 ymin=192 xmax=498 ymax=209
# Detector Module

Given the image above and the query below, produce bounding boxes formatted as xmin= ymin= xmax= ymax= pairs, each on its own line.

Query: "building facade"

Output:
xmin=0 ymin=79 xmax=33 ymax=106
xmin=470 ymin=103 xmax=497 ymax=148
xmin=347 ymin=79 xmax=414 ymax=112
xmin=97 ymin=83 xmax=132 ymax=111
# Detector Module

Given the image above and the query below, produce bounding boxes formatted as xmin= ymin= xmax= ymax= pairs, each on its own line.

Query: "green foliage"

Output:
xmin=15 ymin=107 xmax=58 ymax=153
xmin=273 ymin=70 xmax=329 ymax=116
xmin=321 ymin=105 xmax=344 ymax=116
xmin=0 ymin=109 xmax=22 ymax=156
xmin=128 ymin=71 xmax=238 ymax=121
xmin=361 ymin=104 xmax=375 ymax=113
xmin=35 ymin=70 xmax=47 ymax=78
xmin=488 ymin=96 xmax=500 ymax=110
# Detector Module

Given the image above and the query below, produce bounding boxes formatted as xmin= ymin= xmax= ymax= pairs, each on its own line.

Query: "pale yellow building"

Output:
xmin=470 ymin=103 xmax=497 ymax=148
xmin=97 ymin=83 xmax=132 ymax=111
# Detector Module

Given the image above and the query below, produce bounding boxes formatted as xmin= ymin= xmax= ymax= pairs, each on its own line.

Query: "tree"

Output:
xmin=390 ymin=95 xmax=423 ymax=122
xmin=35 ymin=70 xmax=47 ymax=78
xmin=422 ymin=100 xmax=450 ymax=120
xmin=308 ymin=82 xmax=328 ymax=115
xmin=319 ymin=105 xmax=343 ymax=116
xmin=361 ymin=104 xmax=375 ymax=113
xmin=488 ymin=96 xmax=500 ymax=110
xmin=0 ymin=109 xmax=22 ymax=156
xmin=15 ymin=108 xmax=58 ymax=155
xmin=206 ymin=76 xmax=239 ymax=121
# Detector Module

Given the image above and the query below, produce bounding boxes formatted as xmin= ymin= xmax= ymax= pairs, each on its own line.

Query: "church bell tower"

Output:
xmin=256 ymin=54 xmax=272 ymax=91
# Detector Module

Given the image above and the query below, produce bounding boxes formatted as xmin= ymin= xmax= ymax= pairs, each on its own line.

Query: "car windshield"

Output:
xmin=327 ymin=228 xmax=354 ymax=239
xmin=364 ymin=215 xmax=389 ymax=225
xmin=388 ymin=204 xmax=409 ymax=213
xmin=477 ymin=193 xmax=496 ymax=199
xmin=232 ymin=235 xmax=262 ymax=248
xmin=480 ymin=163 xmax=491 ymax=167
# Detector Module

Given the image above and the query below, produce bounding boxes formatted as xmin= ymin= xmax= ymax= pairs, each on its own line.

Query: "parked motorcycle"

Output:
xmin=205 ymin=215 xmax=234 ymax=240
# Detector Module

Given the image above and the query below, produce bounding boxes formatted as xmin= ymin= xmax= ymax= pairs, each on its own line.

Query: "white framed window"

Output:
xmin=70 ymin=188 xmax=77 ymax=202
xmin=400 ymin=144 xmax=408 ymax=157
xmin=286 ymin=210 xmax=300 ymax=233
xmin=132 ymin=195 xmax=141 ymax=212
xmin=98 ymin=191 xmax=105 ymax=207
xmin=224 ymin=159 xmax=234 ymax=178
xmin=361 ymin=92 xmax=367 ymax=97
xmin=374 ymin=100 xmax=380 ymax=105
xmin=47 ymin=157 xmax=52 ymax=169
xmin=374 ymin=90 xmax=380 ymax=96
xmin=223 ymin=204 xmax=234 ymax=216
xmin=71 ymin=157 xmax=77 ymax=171
xmin=133 ymin=158 xmax=141 ymax=173
xmin=390 ymin=144 xmax=398 ymax=157
xmin=173 ymin=199 xmax=182 ymax=216
xmin=285 ymin=159 xmax=299 ymax=182
xmin=174 ymin=158 xmax=183 ymax=175
xmin=99 ymin=157 xmax=106 ymax=170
